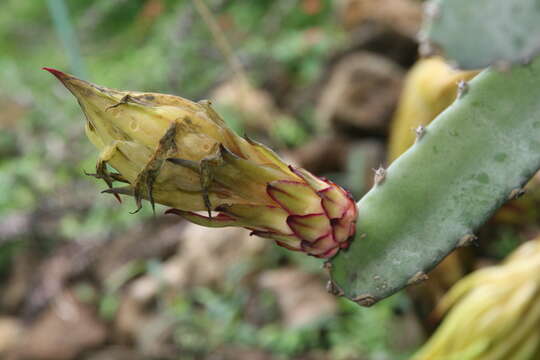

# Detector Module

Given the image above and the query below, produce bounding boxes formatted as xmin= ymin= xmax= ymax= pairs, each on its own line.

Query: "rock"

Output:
xmin=114 ymin=225 xmax=268 ymax=342
xmin=316 ymin=52 xmax=404 ymax=135
xmin=94 ymin=217 xmax=184 ymax=283
xmin=291 ymin=135 xmax=351 ymax=175
xmin=210 ymin=75 xmax=284 ymax=133
xmin=115 ymin=294 xmax=150 ymax=343
xmin=0 ymin=317 xmax=23 ymax=355
xmin=134 ymin=314 xmax=178 ymax=359
xmin=84 ymin=346 xmax=143 ymax=360
xmin=12 ymin=290 xmax=107 ymax=360
xmin=208 ymin=347 xmax=273 ymax=360
xmin=336 ymin=0 xmax=422 ymax=39
xmin=128 ymin=224 xmax=267 ymax=295
xmin=258 ymin=268 xmax=337 ymax=328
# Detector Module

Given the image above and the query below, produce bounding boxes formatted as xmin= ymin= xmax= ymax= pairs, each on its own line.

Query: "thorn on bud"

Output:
xmin=508 ymin=188 xmax=526 ymax=200
xmin=457 ymin=234 xmax=478 ymax=248
xmin=407 ymin=271 xmax=429 ymax=286
xmin=457 ymin=80 xmax=469 ymax=99
xmin=130 ymin=204 xmax=143 ymax=215
xmin=106 ymin=94 xmax=133 ymax=111
xmin=352 ymin=294 xmax=377 ymax=307
xmin=373 ymin=166 xmax=386 ymax=186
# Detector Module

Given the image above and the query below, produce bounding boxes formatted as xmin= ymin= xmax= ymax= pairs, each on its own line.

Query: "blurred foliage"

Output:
xmin=163 ymin=267 xmax=413 ymax=360
xmin=0 ymin=0 xmax=344 ymax=237
xmin=0 ymin=0 xmax=420 ymax=359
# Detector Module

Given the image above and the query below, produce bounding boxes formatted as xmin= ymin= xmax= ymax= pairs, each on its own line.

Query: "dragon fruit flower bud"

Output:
xmin=45 ymin=68 xmax=358 ymax=258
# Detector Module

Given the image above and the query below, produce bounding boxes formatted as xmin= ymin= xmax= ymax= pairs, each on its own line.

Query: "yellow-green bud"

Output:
xmin=45 ymin=68 xmax=357 ymax=258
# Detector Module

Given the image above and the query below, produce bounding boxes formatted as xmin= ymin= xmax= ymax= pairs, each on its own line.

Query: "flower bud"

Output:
xmin=45 ymin=68 xmax=357 ymax=258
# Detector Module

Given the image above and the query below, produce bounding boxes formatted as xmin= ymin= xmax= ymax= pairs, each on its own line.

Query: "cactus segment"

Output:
xmin=420 ymin=0 xmax=540 ymax=69
xmin=329 ymin=57 xmax=540 ymax=305
xmin=387 ymin=58 xmax=478 ymax=162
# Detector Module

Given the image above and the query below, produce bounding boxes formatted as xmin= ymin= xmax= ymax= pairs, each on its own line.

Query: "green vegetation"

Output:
xmin=420 ymin=0 xmax=540 ymax=69
xmin=0 ymin=1 xmax=416 ymax=358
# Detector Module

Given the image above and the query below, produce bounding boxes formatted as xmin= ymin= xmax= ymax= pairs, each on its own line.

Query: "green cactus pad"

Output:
xmin=420 ymin=0 xmax=540 ymax=69
xmin=329 ymin=57 xmax=540 ymax=306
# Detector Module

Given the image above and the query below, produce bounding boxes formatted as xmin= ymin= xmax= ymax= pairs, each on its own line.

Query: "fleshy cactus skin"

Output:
xmin=329 ymin=57 xmax=540 ymax=305
xmin=44 ymin=68 xmax=357 ymax=258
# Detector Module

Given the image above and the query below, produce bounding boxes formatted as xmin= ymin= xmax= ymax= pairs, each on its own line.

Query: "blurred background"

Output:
xmin=0 ymin=0 xmax=539 ymax=359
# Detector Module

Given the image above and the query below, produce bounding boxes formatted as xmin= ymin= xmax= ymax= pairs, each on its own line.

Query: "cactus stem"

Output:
xmin=352 ymin=294 xmax=377 ymax=307
xmin=457 ymin=234 xmax=478 ymax=248
xmin=407 ymin=271 xmax=430 ymax=286
xmin=372 ymin=166 xmax=387 ymax=186
xmin=457 ymin=80 xmax=469 ymax=98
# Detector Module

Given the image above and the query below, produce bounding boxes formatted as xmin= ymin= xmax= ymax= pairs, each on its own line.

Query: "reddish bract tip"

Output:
xmin=42 ymin=67 xmax=68 ymax=81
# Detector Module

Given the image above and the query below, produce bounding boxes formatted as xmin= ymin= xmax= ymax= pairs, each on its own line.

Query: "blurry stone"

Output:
xmin=316 ymin=52 xmax=404 ymax=135
xmin=1 ymin=250 xmax=37 ymax=311
xmin=115 ymin=225 xmax=268 ymax=341
xmin=135 ymin=314 xmax=177 ymax=359
xmin=211 ymin=75 xmax=282 ymax=133
xmin=129 ymin=224 xmax=267 ymax=294
xmin=21 ymin=245 xmax=80 ymax=321
xmin=0 ymin=98 xmax=28 ymax=130
xmin=388 ymin=310 xmax=425 ymax=352
xmin=12 ymin=290 xmax=107 ymax=360
xmin=115 ymin=294 xmax=150 ymax=343
xmin=209 ymin=347 xmax=273 ymax=360
xmin=85 ymin=346 xmax=143 ymax=360
xmin=0 ymin=317 xmax=22 ymax=355
xmin=0 ymin=213 xmax=32 ymax=242
xmin=291 ymin=135 xmax=350 ymax=175
xmin=258 ymin=268 xmax=336 ymax=328
xmin=343 ymin=22 xmax=419 ymax=68
xmin=336 ymin=0 xmax=422 ymax=38
xmin=170 ymin=225 xmax=267 ymax=286
xmin=94 ymin=217 xmax=184 ymax=282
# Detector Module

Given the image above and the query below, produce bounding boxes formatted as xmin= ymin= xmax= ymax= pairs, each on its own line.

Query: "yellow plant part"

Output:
xmin=45 ymin=68 xmax=357 ymax=258
xmin=413 ymin=237 xmax=540 ymax=360
xmin=388 ymin=57 xmax=478 ymax=162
